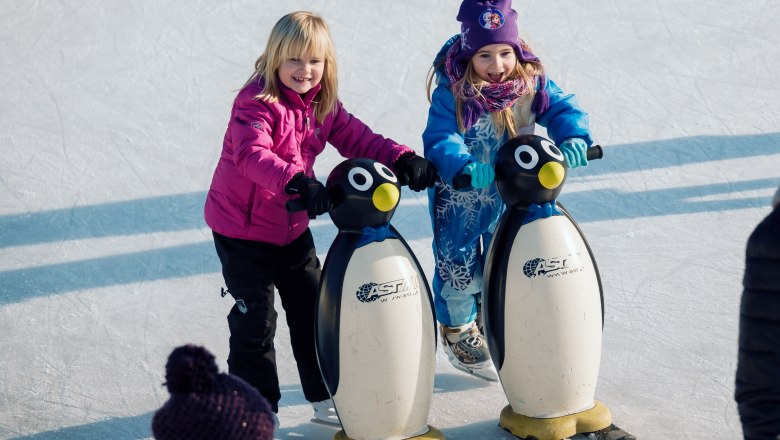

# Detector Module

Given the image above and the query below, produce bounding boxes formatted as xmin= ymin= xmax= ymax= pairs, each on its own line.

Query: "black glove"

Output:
xmin=285 ymin=173 xmax=332 ymax=219
xmin=394 ymin=153 xmax=438 ymax=191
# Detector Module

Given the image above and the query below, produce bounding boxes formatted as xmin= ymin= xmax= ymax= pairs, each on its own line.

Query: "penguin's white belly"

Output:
xmin=500 ymin=216 xmax=602 ymax=418
xmin=334 ymin=239 xmax=436 ymax=440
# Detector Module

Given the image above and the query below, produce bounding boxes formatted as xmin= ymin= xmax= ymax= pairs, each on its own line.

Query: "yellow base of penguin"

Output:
xmin=499 ymin=400 xmax=611 ymax=440
xmin=334 ymin=425 xmax=445 ymax=440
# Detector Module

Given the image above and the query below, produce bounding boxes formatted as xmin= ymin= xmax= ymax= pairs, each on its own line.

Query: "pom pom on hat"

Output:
xmin=152 ymin=344 xmax=275 ymax=440
xmin=164 ymin=345 xmax=219 ymax=394
xmin=455 ymin=0 xmax=521 ymax=63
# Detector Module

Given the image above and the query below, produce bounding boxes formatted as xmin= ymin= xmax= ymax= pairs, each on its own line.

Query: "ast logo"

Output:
xmin=355 ymin=276 xmax=420 ymax=303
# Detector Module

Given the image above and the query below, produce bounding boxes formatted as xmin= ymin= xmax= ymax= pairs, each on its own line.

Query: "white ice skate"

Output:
xmin=441 ymin=322 xmax=499 ymax=382
xmin=310 ymin=398 xmax=341 ymax=426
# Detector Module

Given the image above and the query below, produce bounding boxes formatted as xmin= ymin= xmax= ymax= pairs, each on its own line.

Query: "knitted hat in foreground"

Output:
xmin=152 ymin=345 xmax=275 ymax=440
xmin=455 ymin=0 xmax=521 ymax=63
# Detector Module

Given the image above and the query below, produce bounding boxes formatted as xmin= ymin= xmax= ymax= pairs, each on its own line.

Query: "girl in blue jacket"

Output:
xmin=423 ymin=0 xmax=593 ymax=381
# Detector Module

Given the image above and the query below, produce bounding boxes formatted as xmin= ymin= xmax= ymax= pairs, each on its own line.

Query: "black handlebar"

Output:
xmin=586 ymin=145 xmax=603 ymax=161
xmin=452 ymin=174 xmax=472 ymax=190
xmin=286 ymin=199 xmax=307 ymax=213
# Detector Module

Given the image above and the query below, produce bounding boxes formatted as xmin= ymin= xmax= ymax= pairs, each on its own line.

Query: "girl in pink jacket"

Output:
xmin=203 ymin=11 xmax=437 ymax=426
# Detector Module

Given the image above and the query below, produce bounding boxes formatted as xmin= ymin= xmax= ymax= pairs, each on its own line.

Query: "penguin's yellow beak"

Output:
xmin=538 ymin=162 xmax=565 ymax=189
xmin=373 ymin=183 xmax=399 ymax=212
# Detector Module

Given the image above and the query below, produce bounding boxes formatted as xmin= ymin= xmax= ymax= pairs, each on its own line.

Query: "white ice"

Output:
xmin=1 ymin=1 xmax=779 ymax=439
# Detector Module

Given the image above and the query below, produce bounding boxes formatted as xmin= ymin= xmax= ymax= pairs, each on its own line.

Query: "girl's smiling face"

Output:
xmin=471 ymin=43 xmax=517 ymax=83
xmin=278 ymin=52 xmax=324 ymax=94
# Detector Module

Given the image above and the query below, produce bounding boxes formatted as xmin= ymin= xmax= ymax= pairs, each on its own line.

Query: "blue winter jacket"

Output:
xmin=423 ymin=35 xmax=593 ymax=185
xmin=422 ymin=37 xmax=595 ymax=324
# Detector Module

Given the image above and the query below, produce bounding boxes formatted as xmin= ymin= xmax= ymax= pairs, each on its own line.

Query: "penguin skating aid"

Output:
xmin=305 ymin=158 xmax=444 ymax=440
xmin=472 ymin=135 xmax=634 ymax=440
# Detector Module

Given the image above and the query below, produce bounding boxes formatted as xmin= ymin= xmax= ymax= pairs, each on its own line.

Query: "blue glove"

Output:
xmin=559 ymin=138 xmax=588 ymax=168
xmin=462 ymin=161 xmax=495 ymax=189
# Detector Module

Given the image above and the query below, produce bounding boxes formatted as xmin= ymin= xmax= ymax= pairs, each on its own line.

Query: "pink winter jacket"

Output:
xmin=204 ymin=79 xmax=414 ymax=246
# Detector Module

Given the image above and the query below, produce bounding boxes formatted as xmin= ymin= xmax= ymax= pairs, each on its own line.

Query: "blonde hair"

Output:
xmin=246 ymin=11 xmax=338 ymax=123
xmin=425 ymin=47 xmax=544 ymax=138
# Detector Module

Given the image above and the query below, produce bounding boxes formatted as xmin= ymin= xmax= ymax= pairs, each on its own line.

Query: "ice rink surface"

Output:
xmin=2 ymin=1 xmax=779 ymax=439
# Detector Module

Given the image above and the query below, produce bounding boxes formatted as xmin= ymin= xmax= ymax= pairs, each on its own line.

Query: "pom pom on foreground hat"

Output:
xmin=152 ymin=344 xmax=275 ymax=440
xmin=163 ymin=344 xmax=219 ymax=394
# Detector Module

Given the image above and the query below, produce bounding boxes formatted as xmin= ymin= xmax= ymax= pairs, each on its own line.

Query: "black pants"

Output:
xmin=213 ymin=229 xmax=330 ymax=413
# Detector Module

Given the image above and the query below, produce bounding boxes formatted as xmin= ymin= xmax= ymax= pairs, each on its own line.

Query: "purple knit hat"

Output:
xmin=455 ymin=0 xmax=521 ymax=63
xmin=152 ymin=345 xmax=275 ymax=440
xmin=448 ymin=0 xmax=550 ymax=118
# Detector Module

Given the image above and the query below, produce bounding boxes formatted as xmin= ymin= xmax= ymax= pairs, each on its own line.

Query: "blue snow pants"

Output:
xmin=429 ymin=180 xmax=504 ymax=327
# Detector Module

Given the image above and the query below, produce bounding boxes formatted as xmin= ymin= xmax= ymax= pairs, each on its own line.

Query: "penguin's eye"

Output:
xmin=374 ymin=162 xmax=397 ymax=183
xmin=541 ymin=140 xmax=564 ymax=161
xmin=514 ymin=144 xmax=539 ymax=170
xmin=348 ymin=167 xmax=373 ymax=191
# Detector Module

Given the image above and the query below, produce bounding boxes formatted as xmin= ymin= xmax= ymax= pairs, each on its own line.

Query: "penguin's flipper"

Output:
xmin=317 ymin=233 xmax=357 ymax=396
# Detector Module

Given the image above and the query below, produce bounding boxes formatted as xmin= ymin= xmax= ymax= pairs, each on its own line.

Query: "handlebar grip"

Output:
xmin=586 ymin=145 xmax=603 ymax=161
xmin=286 ymin=199 xmax=307 ymax=212
xmin=452 ymin=174 xmax=472 ymax=190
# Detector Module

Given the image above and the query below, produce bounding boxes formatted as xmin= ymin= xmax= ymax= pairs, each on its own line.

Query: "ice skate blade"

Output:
xmin=450 ymin=361 xmax=499 ymax=382
xmin=310 ymin=417 xmax=342 ymax=427
xmin=334 ymin=425 xmax=446 ymax=439
xmin=447 ymin=355 xmax=499 ymax=382
xmin=499 ymin=401 xmax=612 ymax=440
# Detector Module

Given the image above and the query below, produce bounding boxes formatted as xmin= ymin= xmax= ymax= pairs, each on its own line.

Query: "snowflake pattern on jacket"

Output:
xmin=431 ymin=116 xmax=503 ymax=295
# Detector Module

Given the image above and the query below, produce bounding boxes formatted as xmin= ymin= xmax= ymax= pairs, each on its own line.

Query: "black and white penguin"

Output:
xmin=482 ymin=135 xmax=612 ymax=439
xmin=316 ymin=158 xmax=444 ymax=440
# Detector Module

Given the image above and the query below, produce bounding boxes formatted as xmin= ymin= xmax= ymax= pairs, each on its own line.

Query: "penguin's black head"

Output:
xmin=326 ymin=158 xmax=400 ymax=231
xmin=494 ymin=134 xmax=567 ymax=207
